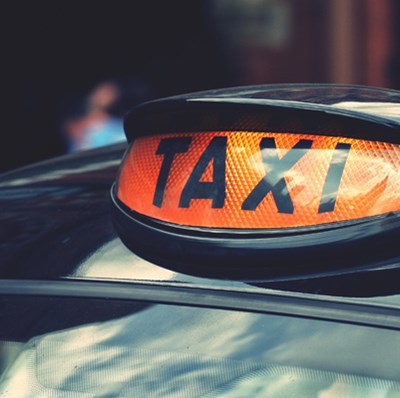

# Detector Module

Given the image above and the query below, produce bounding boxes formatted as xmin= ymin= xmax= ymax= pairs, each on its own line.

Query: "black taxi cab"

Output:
xmin=0 ymin=84 xmax=399 ymax=397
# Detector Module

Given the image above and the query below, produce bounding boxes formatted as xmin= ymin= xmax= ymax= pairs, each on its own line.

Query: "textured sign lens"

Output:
xmin=117 ymin=132 xmax=400 ymax=229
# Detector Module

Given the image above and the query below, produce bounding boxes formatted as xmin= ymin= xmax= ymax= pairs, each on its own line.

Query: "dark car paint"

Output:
xmin=0 ymin=144 xmax=124 ymax=280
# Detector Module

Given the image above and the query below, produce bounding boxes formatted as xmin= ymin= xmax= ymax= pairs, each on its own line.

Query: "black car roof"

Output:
xmin=1 ymin=142 xmax=400 ymax=331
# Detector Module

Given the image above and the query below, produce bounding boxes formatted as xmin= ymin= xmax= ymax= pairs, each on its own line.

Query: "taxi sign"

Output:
xmin=111 ymin=85 xmax=400 ymax=280
xmin=117 ymin=131 xmax=399 ymax=229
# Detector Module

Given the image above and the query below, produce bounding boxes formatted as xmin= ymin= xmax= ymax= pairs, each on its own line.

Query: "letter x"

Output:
xmin=242 ymin=138 xmax=312 ymax=213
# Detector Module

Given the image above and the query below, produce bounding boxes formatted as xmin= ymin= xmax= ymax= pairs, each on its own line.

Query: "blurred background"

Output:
xmin=2 ymin=0 xmax=399 ymax=172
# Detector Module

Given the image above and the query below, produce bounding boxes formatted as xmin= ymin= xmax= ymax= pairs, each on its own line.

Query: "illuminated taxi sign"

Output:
xmin=117 ymin=131 xmax=399 ymax=229
xmin=111 ymin=85 xmax=400 ymax=280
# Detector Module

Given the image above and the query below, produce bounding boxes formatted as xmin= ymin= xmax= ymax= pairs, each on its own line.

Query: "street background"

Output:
xmin=2 ymin=0 xmax=399 ymax=172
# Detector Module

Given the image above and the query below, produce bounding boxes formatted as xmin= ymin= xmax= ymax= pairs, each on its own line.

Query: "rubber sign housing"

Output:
xmin=111 ymin=84 xmax=400 ymax=280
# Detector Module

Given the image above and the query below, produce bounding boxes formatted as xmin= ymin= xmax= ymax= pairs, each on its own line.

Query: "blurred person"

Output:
xmin=62 ymin=79 xmax=141 ymax=152
xmin=63 ymin=80 xmax=125 ymax=152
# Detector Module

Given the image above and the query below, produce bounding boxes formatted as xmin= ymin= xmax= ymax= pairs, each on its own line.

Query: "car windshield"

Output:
xmin=1 ymin=295 xmax=399 ymax=397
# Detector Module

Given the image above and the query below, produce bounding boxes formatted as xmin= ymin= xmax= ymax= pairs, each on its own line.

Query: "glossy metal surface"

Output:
xmin=125 ymin=84 xmax=400 ymax=142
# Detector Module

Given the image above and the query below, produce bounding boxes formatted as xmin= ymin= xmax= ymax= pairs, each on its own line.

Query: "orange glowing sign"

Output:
xmin=116 ymin=132 xmax=400 ymax=229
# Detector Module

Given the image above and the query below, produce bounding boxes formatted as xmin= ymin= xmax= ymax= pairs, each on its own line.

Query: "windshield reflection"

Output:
xmin=1 ymin=302 xmax=399 ymax=396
